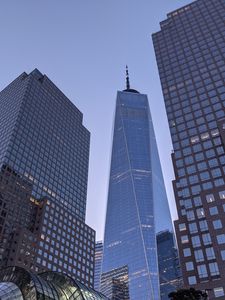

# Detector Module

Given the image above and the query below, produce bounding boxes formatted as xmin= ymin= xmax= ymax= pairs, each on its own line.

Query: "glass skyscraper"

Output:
xmin=94 ymin=241 xmax=104 ymax=291
xmin=101 ymin=73 xmax=173 ymax=299
xmin=0 ymin=69 xmax=95 ymax=288
xmin=0 ymin=68 xmax=89 ymax=221
xmin=153 ymin=0 xmax=225 ymax=298
xmin=157 ymin=231 xmax=182 ymax=300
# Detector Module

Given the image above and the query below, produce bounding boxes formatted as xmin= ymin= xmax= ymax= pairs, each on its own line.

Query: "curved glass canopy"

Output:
xmin=0 ymin=266 xmax=108 ymax=300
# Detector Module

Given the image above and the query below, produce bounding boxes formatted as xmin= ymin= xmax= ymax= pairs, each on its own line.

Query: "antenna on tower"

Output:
xmin=126 ymin=65 xmax=130 ymax=90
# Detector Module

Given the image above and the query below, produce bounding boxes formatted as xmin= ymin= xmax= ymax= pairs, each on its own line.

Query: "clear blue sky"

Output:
xmin=0 ymin=0 xmax=193 ymax=240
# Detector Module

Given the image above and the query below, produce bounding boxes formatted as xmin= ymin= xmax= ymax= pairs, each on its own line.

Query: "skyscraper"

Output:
xmin=0 ymin=69 xmax=95 ymax=287
xmin=157 ymin=231 xmax=182 ymax=299
xmin=101 ymin=266 xmax=129 ymax=300
xmin=101 ymin=70 xmax=173 ymax=299
xmin=153 ymin=0 xmax=225 ymax=298
xmin=94 ymin=241 xmax=104 ymax=291
xmin=0 ymin=68 xmax=89 ymax=221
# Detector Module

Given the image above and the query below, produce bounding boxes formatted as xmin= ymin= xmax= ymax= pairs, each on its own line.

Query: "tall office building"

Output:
xmin=101 ymin=266 xmax=129 ymax=300
xmin=153 ymin=0 xmax=225 ymax=298
xmin=94 ymin=241 xmax=104 ymax=291
xmin=0 ymin=68 xmax=89 ymax=221
xmin=157 ymin=231 xmax=182 ymax=299
xmin=0 ymin=69 xmax=95 ymax=287
xmin=101 ymin=70 xmax=173 ymax=299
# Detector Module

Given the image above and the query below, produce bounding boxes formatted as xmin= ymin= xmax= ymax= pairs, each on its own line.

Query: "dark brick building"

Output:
xmin=0 ymin=69 xmax=95 ymax=288
xmin=153 ymin=0 xmax=225 ymax=298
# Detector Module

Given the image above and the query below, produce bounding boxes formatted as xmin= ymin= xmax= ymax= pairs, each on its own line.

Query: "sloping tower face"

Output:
xmin=102 ymin=91 xmax=161 ymax=299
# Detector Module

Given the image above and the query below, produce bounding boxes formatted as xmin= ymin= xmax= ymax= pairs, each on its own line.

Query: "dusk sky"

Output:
xmin=0 ymin=0 xmax=193 ymax=240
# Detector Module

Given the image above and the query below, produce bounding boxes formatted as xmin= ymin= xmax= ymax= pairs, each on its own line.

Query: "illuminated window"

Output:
xmin=206 ymin=194 xmax=215 ymax=203
xmin=191 ymin=136 xmax=199 ymax=143
xmin=214 ymin=287 xmax=224 ymax=298
xmin=196 ymin=208 xmax=205 ymax=219
xmin=201 ymin=132 xmax=209 ymax=140
xmin=219 ymin=191 xmax=225 ymax=199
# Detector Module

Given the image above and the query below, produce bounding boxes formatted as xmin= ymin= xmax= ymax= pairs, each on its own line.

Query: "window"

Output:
xmin=189 ymin=223 xmax=197 ymax=234
xmin=202 ymin=233 xmax=211 ymax=245
xmin=197 ymin=264 xmax=208 ymax=278
xmin=213 ymin=219 xmax=222 ymax=230
xmin=184 ymin=199 xmax=192 ymax=209
xmin=200 ymin=171 xmax=210 ymax=181
xmin=205 ymin=247 xmax=215 ymax=260
xmin=201 ymin=132 xmax=209 ymax=140
xmin=194 ymin=249 xmax=204 ymax=262
xmin=181 ymin=235 xmax=189 ymax=244
xmin=187 ymin=210 xmax=195 ymax=221
xmin=221 ymin=250 xmax=225 ymax=260
xmin=196 ymin=208 xmax=205 ymax=219
xmin=212 ymin=168 xmax=222 ymax=178
xmin=217 ymin=234 xmax=225 ymax=244
xmin=211 ymin=129 xmax=219 ymax=136
xmin=179 ymin=223 xmax=186 ymax=231
xmin=188 ymin=276 xmax=196 ymax=285
xmin=199 ymin=220 xmax=208 ymax=232
xmin=189 ymin=175 xmax=198 ymax=184
xmin=223 ymin=204 xmax=225 ymax=212
xmin=192 ymin=236 xmax=201 ymax=248
xmin=219 ymin=191 xmax=225 ymax=199
xmin=209 ymin=262 xmax=220 ymax=276
xmin=191 ymin=185 xmax=201 ymax=195
xmin=191 ymin=136 xmax=199 ymax=143
xmin=193 ymin=196 xmax=202 ymax=207
xmin=183 ymin=248 xmax=191 ymax=257
xmin=209 ymin=206 xmax=218 ymax=216
xmin=214 ymin=287 xmax=224 ymax=298
xmin=186 ymin=261 xmax=194 ymax=271
xmin=206 ymin=194 xmax=215 ymax=203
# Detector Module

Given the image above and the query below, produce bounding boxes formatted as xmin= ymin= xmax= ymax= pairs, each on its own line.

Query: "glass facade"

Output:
xmin=0 ymin=69 xmax=89 ymax=221
xmin=0 ymin=282 xmax=23 ymax=300
xmin=157 ymin=231 xmax=182 ymax=299
xmin=102 ymin=88 xmax=171 ymax=299
xmin=153 ymin=0 xmax=225 ymax=298
xmin=94 ymin=241 xmax=103 ymax=291
xmin=0 ymin=69 xmax=95 ymax=288
xmin=101 ymin=265 xmax=129 ymax=299
xmin=0 ymin=266 xmax=108 ymax=300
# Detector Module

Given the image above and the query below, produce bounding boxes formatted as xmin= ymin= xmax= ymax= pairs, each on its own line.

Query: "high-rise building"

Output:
xmin=101 ymin=70 xmax=173 ymax=299
xmin=101 ymin=266 xmax=129 ymax=300
xmin=0 ymin=69 xmax=95 ymax=288
xmin=157 ymin=231 xmax=182 ymax=299
xmin=153 ymin=0 xmax=225 ymax=298
xmin=94 ymin=241 xmax=104 ymax=291
xmin=0 ymin=68 xmax=89 ymax=221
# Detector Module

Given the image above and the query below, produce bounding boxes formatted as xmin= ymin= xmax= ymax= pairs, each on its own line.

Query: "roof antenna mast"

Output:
xmin=126 ymin=65 xmax=130 ymax=90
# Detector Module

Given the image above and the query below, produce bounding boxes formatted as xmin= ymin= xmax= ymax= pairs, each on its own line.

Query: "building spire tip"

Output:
xmin=126 ymin=65 xmax=130 ymax=90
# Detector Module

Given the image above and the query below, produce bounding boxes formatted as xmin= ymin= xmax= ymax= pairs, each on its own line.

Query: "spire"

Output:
xmin=126 ymin=65 xmax=130 ymax=90
xmin=123 ymin=66 xmax=139 ymax=94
